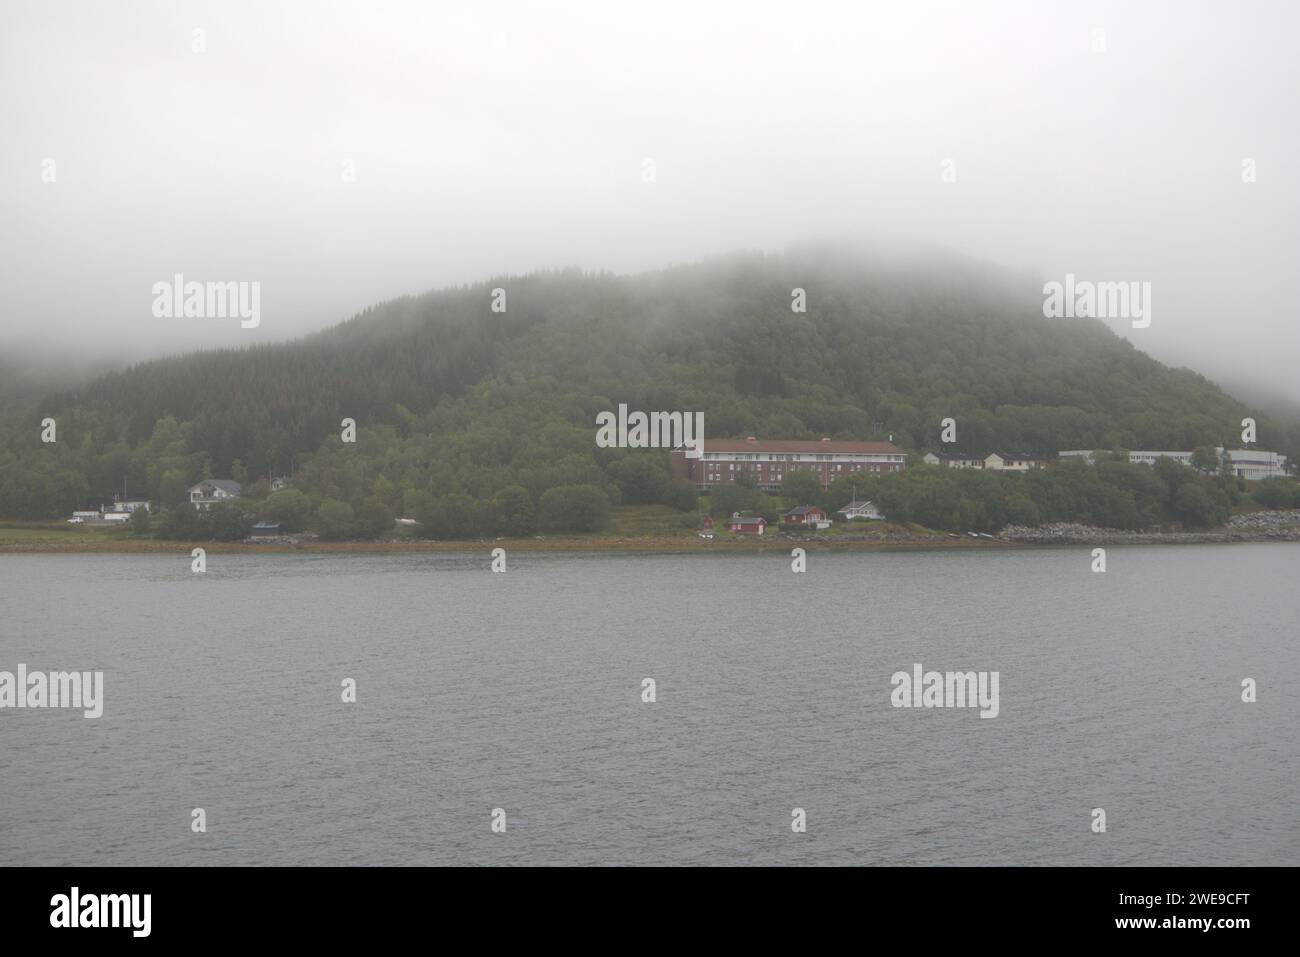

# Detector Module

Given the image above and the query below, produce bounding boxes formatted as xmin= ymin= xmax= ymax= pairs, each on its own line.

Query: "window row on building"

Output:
xmin=671 ymin=437 xmax=905 ymax=491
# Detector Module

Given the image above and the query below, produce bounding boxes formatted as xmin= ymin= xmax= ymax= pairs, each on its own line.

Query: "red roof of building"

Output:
xmin=704 ymin=438 xmax=902 ymax=454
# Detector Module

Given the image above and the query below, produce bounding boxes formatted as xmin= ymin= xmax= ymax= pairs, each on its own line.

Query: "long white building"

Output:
xmin=1058 ymin=447 xmax=1289 ymax=479
xmin=1222 ymin=448 xmax=1289 ymax=480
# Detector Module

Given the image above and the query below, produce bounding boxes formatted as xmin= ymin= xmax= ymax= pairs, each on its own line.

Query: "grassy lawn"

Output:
xmin=814 ymin=519 xmax=948 ymax=538
xmin=607 ymin=505 xmax=699 ymax=538
xmin=0 ymin=521 xmax=135 ymax=546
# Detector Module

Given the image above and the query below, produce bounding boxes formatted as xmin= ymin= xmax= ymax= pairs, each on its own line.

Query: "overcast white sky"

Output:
xmin=2 ymin=0 xmax=1297 ymax=402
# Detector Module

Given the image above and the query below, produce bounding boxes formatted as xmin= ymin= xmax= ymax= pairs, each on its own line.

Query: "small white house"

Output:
xmin=111 ymin=499 xmax=151 ymax=513
xmin=922 ymin=452 xmax=984 ymax=469
xmin=839 ymin=499 xmax=884 ymax=520
xmin=189 ymin=479 xmax=242 ymax=511
xmin=985 ymin=452 xmax=1044 ymax=471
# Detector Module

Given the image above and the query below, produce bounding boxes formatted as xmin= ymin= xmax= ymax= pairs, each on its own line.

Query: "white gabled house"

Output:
xmin=838 ymin=499 xmax=884 ymax=520
xmin=189 ymin=479 xmax=243 ymax=511
xmin=985 ymin=452 xmax=1045 ymax=471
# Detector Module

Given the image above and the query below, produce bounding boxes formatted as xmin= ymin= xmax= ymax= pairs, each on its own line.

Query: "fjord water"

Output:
xmin=1 ymin=544 xmax=1296 ymax=867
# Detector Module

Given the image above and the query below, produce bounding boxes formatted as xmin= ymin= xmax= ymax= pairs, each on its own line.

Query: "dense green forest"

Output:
xmin=1 ymin=246 xmax=1296 ymax=536
xmin=716 ymin=454 xmax=1300 ymax=535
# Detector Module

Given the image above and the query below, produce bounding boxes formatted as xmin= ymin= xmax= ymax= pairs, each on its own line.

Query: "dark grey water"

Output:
xmin=1 ymin=544 xmax=1297 ymax=866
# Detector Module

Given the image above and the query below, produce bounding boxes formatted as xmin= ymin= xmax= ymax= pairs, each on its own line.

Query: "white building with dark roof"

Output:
xmin=838 ymin=499 xmax=884 ymax=520
xmin=1222 ymin=448 xmax=1289 ymax=480
xmin=189 ymin=479 xmax=243 ymax=511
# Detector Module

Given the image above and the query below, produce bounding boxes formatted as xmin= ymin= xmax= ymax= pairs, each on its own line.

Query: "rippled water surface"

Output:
xmin=1 ymin=544 xmax=1297 ymax=865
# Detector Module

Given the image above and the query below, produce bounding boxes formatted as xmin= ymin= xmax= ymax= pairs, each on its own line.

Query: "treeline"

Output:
xmin=711 ymin=453 xmax=1277 ymax=533
xmin=1 ymin=247 xmax=1297 ymax=527
xmin=146 ymin=476 xmax=694 ymax=542
xmin=60 ymin=450 xmax=1300 ymax=542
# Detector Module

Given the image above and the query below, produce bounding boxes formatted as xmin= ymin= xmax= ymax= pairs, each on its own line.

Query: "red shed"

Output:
xmin=726 ymin=514 xmax=767 ymax=535
xmin=783 ymin=505 xmax=826 ymax=526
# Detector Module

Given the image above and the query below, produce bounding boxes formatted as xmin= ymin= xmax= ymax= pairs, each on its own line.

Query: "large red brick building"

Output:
xmin=670 ymin=437 xmax=906 ymax=491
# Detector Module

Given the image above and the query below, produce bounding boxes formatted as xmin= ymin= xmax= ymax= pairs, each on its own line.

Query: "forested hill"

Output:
xmin=2 ymin=245 xmax=1295 ymax=520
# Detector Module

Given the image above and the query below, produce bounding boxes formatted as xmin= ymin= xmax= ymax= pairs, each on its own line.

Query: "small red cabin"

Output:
xmin=726 ymin=514 xmax=767 ymax=535
xmin=783 ymin=505 xmax=826 ymax=526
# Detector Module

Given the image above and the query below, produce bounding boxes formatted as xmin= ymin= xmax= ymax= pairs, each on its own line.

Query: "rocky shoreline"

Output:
xmin=999 ymin=510 xmax=1300 ymax=545
xmin=4 ymin=511 xmax=1299 ymax=553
